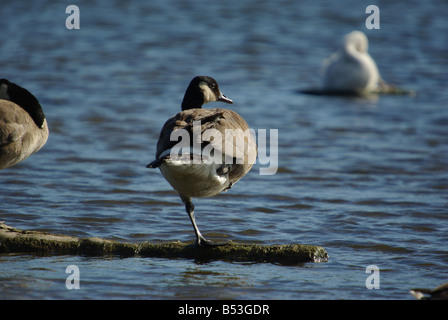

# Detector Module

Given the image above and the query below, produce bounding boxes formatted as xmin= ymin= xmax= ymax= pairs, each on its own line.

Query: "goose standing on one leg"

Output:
xmin=147 ymin=76 xmax=257 ymax=246
xmin=322 ymin=31 xmax=387 ymax=95
xmin=0 ymin=79 xmax=49 ymax=170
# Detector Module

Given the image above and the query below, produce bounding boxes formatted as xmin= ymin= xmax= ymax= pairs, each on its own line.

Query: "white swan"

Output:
xmin=322 ymin=31 xmax=385 ymax=94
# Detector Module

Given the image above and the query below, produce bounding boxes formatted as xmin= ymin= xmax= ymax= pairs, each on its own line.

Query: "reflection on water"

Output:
xmin=1 ymin=0 xmax=447 ymax=299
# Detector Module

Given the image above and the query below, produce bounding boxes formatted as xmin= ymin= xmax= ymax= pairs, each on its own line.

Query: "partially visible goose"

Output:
xmin=322 ymin=31 xmax=386 ymax=95
xmin=147 ymin=76 xmax=257 ymax=246
xmin=410 ymin=282 xmax=448 ymax=300
xmin=0 ymin=79 xmax=49 ymax=170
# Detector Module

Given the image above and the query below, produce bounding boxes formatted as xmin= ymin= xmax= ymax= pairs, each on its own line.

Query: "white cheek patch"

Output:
xmin=199 ymin=82 xmax=216 ymax=103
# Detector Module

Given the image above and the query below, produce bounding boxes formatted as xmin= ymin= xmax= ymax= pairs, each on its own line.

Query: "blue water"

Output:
xmin=1 ymin=0 xmax=447 ymax=299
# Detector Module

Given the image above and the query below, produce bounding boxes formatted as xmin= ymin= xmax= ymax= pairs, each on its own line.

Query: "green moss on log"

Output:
xmin=0 ymin=223 xmax=328 ymax=264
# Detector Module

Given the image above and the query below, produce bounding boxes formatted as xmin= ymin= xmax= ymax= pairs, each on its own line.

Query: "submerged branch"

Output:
xmin=0 ymin=223 xmax=328 ymax=265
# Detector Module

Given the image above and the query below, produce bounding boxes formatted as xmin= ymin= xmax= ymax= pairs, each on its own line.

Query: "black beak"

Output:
xmin=218 ymin=92 xmax=233 ymax=104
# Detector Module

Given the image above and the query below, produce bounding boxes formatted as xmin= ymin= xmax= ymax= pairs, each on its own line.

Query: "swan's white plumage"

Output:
xmin=322 ymin=31 xmax=383 ymax=94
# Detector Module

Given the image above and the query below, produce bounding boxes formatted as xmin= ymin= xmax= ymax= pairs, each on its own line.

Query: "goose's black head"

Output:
xmin=181 ymin=76 xmax=233 ymax=111
xmin=0 ymin=79 xmax=46 ymax=128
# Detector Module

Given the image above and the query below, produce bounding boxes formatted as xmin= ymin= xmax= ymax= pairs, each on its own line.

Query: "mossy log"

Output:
xmin=0 ymin=222 xmax=328 ymax=264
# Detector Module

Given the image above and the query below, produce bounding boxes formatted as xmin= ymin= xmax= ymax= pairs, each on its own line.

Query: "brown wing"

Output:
xmin=152 ymin=108 xmax=257 ymax=184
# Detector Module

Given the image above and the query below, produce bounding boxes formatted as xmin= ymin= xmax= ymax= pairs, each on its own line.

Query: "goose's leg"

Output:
xmin=180 ymin=195 xmax=212 ymax=246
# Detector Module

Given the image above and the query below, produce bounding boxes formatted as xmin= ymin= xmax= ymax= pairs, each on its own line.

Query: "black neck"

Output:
xmin=0 ymin=79 xmax=45 ymax=128
xmin=181 ymin=82 xmax=205 ymax=111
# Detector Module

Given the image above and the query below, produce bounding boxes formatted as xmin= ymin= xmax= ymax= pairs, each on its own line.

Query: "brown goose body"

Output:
xmin=0 ymin=79 xmax=48 ymax=170
xmin=153 ymin=107 xmax=256 ymax=198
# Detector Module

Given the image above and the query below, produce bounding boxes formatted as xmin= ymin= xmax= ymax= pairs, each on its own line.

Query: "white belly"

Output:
xmin=159 ymin=155 xmax=231 ymax=198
